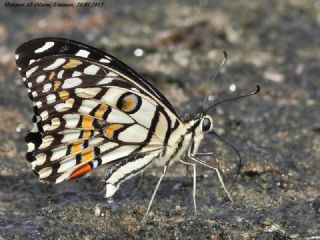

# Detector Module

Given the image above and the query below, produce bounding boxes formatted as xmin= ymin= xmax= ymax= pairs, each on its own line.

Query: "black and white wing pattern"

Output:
xmin=16 ymin=38 xmax=183 ymax=187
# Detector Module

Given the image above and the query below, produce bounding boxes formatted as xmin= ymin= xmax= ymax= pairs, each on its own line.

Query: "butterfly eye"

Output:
xmin=202 ymin=117 xmax=212 ymax=132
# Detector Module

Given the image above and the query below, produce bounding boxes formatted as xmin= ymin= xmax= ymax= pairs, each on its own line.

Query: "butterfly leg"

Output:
xmin=194 ymin=153 xmax=228 ymax=180
xmin=195 ymin=152 xmax=214 ymax=157
xmin=179 ymin=159 xmax=197 ymax=216
xmin=188 ymin=153 xmax=234 ymax=203
xmin=145 ymin=164 xmax=168 ymax=217
xmin=128 ymin=171 xmax=145 ymax=200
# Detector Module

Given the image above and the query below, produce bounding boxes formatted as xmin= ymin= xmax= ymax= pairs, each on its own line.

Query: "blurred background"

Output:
xmin=0 ymin=0 xmax=319 ymax=239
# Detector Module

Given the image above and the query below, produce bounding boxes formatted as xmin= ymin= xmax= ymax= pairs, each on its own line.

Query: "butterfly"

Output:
xmin=16 ymin=38 xmax=259 ymax=215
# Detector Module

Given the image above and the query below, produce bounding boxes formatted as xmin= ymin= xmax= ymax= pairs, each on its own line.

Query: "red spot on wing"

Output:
xmin=70 ymin=163 xmax=92 ymax=179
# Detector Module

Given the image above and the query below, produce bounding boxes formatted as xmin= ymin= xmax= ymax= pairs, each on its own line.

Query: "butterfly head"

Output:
xmin=188 ymin=114 xmax=214 ymax=146
xmin=201 ymin=115 xmax=213 ymax=133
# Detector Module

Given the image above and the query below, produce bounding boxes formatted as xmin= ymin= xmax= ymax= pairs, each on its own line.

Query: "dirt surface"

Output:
xmin=0 ymin=0 xmax=319 ymax=239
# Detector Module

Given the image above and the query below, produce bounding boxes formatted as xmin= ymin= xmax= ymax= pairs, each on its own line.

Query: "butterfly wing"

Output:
xmin=16 ymin=37 xmax=178 ymax=116
xmin=16 ymin=38 xmax=181 ymax=185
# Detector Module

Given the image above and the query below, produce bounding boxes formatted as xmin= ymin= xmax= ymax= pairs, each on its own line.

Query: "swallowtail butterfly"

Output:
xmin=16 ymin=38 xmax=259 ymax=215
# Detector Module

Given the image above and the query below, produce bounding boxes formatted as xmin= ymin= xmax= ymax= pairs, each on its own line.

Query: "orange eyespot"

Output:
xmin=117 ymin=93 xmax=141 ymax=113
xmin=122 ymin=96 xmax=135 ymax=112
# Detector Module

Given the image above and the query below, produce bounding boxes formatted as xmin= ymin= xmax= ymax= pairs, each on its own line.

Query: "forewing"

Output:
xmin=16 ymin=37 xmax=178 ymax=116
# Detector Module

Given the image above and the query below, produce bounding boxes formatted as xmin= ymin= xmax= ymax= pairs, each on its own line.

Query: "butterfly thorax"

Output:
xmin=156 ymin=117 xmax=204 ymax=166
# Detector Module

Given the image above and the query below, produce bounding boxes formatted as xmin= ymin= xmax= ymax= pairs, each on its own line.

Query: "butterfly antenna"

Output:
xmin=202 ymin=51 xmax=228 ymax=112
xmin=205 ymin=85 xmax=260 ymax=114
xmin=209 ymin=130 xmax=242 ymax=192
xmin=205 ymin=86 xmax=260 ymax=191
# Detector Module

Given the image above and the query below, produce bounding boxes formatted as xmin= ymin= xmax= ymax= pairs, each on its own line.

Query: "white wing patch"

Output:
xmin=75 ymin=49 xmax=90 ymax=58
xmin=64 ymin=114 xmax=80 ymax=128
xmin=39 ymin=167 xmax=53 ymax=179
xmin=78 ymin=99 xmax=99 ymax=114
xmin=62 ymin=78 xmax=82 ymax=89
xmin=100 ymin=88 xmax=120 ymax=106
xmin=99 ymin=142 xmax=118 ymax=152
xmin=151 ymin=111 xmax=169 ymax=143
xmin=36 ymin=75 xmax=46 ymax=83
xmin=100 ymin=145 xmax=139 ymax=165
xmin=72 ymin=71 xmax=82 ymax=77
xmin=99 ymin=58 xmax=111 ymax=63
xmin=106 ymin=109 xmax=134 ymax=124
xmin=42 ymin=83 xmax=52 ymax=93
xmin=61 ymin=131 xmax=81 ymax=143
xmin=84 ymin=65 xmax=100 ymax=75
xmin=75 ymin=88 xmax=101 ymax=98
xmin=51 ymin=146 xmax=68 ymax=161
xmin=97 ymin=77 xmax=114 ymax=85
xmin=130 ymin=99 xmax=156 ymax=128
xmin=118 ymin=124 xmax=148 ymax=143
xmin=36 ymin=153 xmax=47 ymax=166
xmin=39 ymin=136 xmax=54 ymax=149
xmin=57 ymin=70 xmax=64 ymax=79
xmin=44 ymin=58 xmax=66 ymax=70
xmin=46 ymin=94 xmax=56 ymax=103
xmin=26 ymin=66 xmax=39 ymax=78
xmin=57 ymin=159 xmax=77 ymax=173
xmin=35 ymin=41 xmax=54 ymax=53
